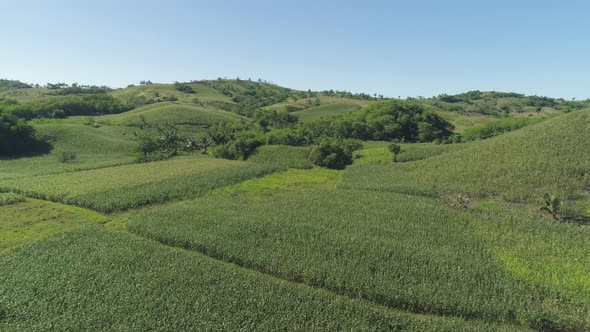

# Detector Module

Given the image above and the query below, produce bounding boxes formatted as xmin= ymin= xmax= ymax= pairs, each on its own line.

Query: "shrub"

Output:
xmin=309 ymin=139 xmax=362 ymax=169
xmin=174 ymin=82 xmax=196 ymax=94
xmin=540 ymin=193 xmax=562 ymax=220
xmin=135 ymin=124 xmax=181 ymax=162
xmin=0 ymin=112 xmax=50 ymax=156
xmin=57 ymin=151 xmax=77 ymax=163
xmin=388 ymin=143 xmax=401 ymax=162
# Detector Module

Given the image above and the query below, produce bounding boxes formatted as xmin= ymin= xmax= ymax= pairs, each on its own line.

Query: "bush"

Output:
xmin=57 ymin=151 xmax=77 ymax=163
xmin=174 ymin=83 xmax=196 ymax=94
xmin=135 ymin=124 xmax=181 ymax=162
xmin=0 ymin=112 xmax=50 ymax=156
xmin=309 ymin=139 xmax=363 ymax=169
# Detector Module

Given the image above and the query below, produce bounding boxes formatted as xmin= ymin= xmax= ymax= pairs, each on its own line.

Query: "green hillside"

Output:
xmin=98 ymin=101 xmax=241 ymax=126
xmin=343 ymin=109 xmax=590 ymax=203
xmin=0 ymin=123 xmax=137 ymax=180
xmin=1 ymin=78 xmax=589 ymax=331
xmin=291 ymin=103 xmax=361 ymax=122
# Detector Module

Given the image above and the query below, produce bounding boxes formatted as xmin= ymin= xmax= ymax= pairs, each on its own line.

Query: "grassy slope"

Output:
xmin=98 ymin=102 xmax=241 ymax=126
xmin=0 ymin=123 xmax=137 ymax=180
xmin=248 ymin=145 xmax=313 ymax=169
xmin=291 ymin=103 xmax=361 ymax=122
xmin=109 ymin=82 xmax=231 ymax=104
xmin=0 ymin=198 xmax=107 ymax=255
xmin=0 ymin=226 xmax=515 ymax=331
xmin=343 ymin=110 xmax=590 ymax=202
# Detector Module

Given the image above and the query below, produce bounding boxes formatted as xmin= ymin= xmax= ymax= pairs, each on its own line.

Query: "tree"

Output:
xmin=388 ymin=143 xmax=401 ymax=162
xmin=134 ymin=123 xmax=181 ymax=162
xmin=0 ymin=112 xmax=49 ymax=156
xmin=308 ymin=139 xmax=362 ymax=169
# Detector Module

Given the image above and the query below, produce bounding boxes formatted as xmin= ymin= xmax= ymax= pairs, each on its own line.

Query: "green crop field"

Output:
xmin=1 ymin=77 xmax=588 ymax=330
xmin=0 ymin=155 xmax=281 ymax=212
xmin=0 ymin=226 xmax=518 ymax=331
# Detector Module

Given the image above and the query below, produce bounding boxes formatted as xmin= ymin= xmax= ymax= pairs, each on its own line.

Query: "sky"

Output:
xmin=2 ymin=0 xmax=589 ymax=99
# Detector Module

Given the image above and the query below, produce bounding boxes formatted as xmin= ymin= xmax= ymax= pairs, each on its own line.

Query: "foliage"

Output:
xmin=325 ymin=100 xmax=454 ymax=142
xmin=0 ymin=94 xmax=133 ymax=119
xmin=253 ymin=109 xmax=297 ymax=131
xmin=0 ymin=226 xmax=505 ymax=331
xmin=0 ymin=112 xmax=49 ymax=156
xmin=134 ymin=123 xmax=181 ymax=162
xmin=540 ymin=193 xmax=562 ymax=220
xmin=0 ymin=79 xmax=32 ymax=91
xmin=174 ymin=82 xmax=196 ymax=94
xmin=308 ymin=139 xmax=363 ymax=169
xmin=388 ymin=143 xmax=401 ymax=162
xmin=525 ymin=95 xmax=557 ymax=108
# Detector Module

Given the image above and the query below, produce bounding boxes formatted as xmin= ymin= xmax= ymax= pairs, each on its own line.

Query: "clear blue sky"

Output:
xmin=2 ymin=0 xmax=589 ymax=99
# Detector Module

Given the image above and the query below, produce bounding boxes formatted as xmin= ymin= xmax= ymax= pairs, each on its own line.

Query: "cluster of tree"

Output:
xmin=320 ymin=89 xmax=383 ymax=100
xmin=134 ymin=123 xmax=204 ymax=162
xmin=0 ymin=112 xmax=49 ymax=156
xmin=525 ymin=95 xmax=557 ymax=108
xmin=54 ymin=84 xmax=112 ymax=95
xmin=174 ymin=82 xmax=196 ymax=94
xmin=139 ymin=80 xmax=154 ymax=85
xmin=202 ymin=80 xmax=293 ymax=116
xmin=204 ymin=100 xmax=452 ymax=168
xmin=0 ymin=79 xmax=32 ymax=91
xmin=308 ymin=139 xmax=363 ymax=169
xmin=0 ymin=95 xmax=134 ymax=120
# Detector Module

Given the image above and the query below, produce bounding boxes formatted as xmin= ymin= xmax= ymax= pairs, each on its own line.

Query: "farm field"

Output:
xmin=0 ymin=155 xmax=281 ymax=212
xmin=1 ymin=78 xmax=589 ymax=331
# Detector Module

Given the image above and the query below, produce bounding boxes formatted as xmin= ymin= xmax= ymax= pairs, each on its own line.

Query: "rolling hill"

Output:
xmin=97 ymin=101 xmax=242 ymax=126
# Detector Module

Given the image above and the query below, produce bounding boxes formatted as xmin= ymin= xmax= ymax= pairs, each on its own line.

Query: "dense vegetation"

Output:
xmin=0 ymin=113 xmax=48 ymax=156
xmin=0 ymin=94 xmax=133 ymax=119
xmin=1 ymin=79 xmax=588 ymax=331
